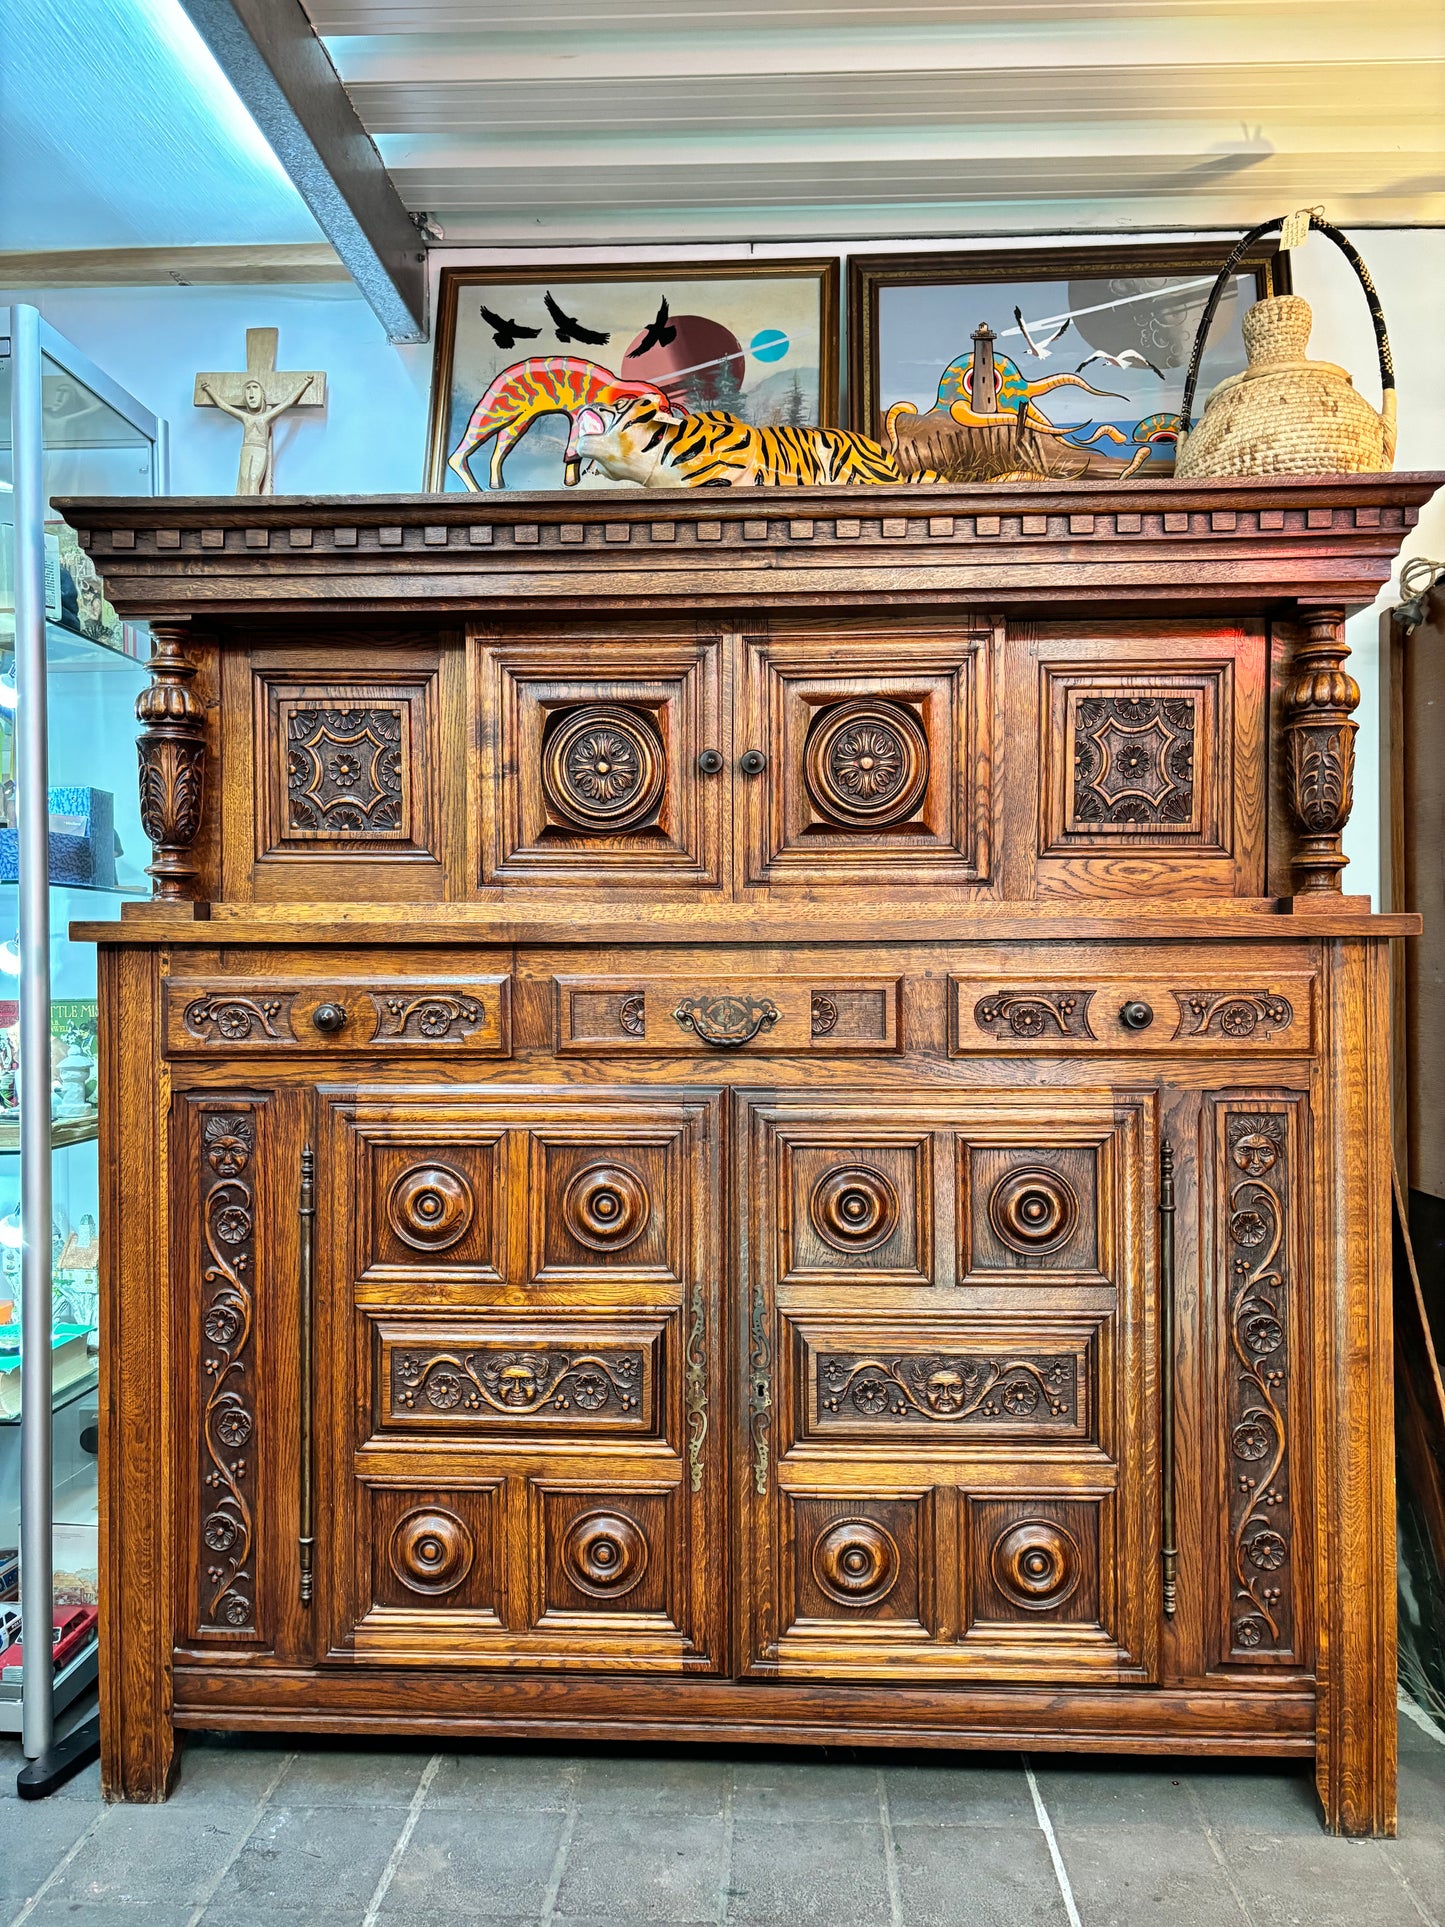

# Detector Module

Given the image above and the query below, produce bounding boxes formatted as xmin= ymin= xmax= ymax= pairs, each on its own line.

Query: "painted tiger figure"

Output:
xmin=573 ymin=395 xmax=904 ymax=488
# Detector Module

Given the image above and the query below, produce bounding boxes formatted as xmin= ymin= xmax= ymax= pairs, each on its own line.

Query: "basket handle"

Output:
xmin=1178 ymin=214 xmax=1396 ymax=458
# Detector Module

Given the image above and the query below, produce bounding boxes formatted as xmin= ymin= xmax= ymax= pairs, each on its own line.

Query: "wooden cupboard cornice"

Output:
xmin=60 ymin=473 xmax=1442 ymax=618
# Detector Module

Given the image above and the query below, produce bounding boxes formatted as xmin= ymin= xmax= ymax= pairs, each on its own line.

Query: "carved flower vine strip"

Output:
xmin=199 ymin=1109 xmax=256 ymax=1630
xmin=1226 ymin=1115 xmax=1291 ymax=1654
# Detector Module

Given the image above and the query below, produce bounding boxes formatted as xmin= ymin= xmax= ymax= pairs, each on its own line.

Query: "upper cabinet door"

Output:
xmin=474 ymin=623 xmax=726 ymax=890
xmin=738 ymin=617 xmax=993 ymax=891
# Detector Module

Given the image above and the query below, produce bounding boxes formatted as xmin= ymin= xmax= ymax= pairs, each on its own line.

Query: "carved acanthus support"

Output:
xmin=1284 ymin=607 xmax=1358 ymax=895
xmin=135 ymin=618 xmax=206 ymax=901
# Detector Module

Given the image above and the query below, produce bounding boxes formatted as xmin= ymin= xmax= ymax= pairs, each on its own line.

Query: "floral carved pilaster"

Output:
xmin=135 ymin=618 xmax=206 ymax=901
xmin=1284 ymin=607 xmax=1358 ymax=895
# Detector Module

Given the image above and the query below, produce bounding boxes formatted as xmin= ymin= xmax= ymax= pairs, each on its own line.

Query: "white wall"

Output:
xmin=7 ymin=224 xmax=1443 ymax=902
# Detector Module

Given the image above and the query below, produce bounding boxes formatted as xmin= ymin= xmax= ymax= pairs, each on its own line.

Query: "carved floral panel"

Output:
xmin=814 ymin=1350 xmax=1083 ymax=1436
xmin=284 ymin=704 xmax=407 ymax=838
xmin=1219 ymin=1104 xmax=1299 ymax=1663
xmin=378 ymin=1331 xmax=656 ymax=1435
xmin=1071 ymin=695 xmax=1197 ymax=829
xmin=195 ymin=1100 xmax=262 ymax=1638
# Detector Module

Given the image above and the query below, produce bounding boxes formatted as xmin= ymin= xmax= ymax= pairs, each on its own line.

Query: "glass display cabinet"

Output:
xmin=0 ymin=306 xmax=162 ymax=1781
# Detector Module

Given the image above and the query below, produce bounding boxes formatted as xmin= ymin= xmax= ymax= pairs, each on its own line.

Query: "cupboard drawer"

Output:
xmin=165 ymin=977 xmax=511 ymax=1055
xmin=556 ymin=974 xmax=901 ymax=1054
xmin=949 ymin=974 xmax=1312 ymax=1053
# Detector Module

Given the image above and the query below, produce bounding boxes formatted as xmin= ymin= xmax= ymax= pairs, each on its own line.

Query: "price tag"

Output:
xmin=1279 ymin=207 xmax=1318 ymax=251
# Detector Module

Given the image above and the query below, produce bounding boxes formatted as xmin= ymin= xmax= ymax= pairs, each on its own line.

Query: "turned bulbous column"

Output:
xmin=135 ymin=618 xmax=206 ymax=901
xmin=1284 ymin=606 xmax=1359 ymax=895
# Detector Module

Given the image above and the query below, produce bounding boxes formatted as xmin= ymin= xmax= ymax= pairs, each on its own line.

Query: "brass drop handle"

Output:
xmin=312 ymin=1002 xmax=348 ymax=1034
xmin=739 ymin=749 xmax=768 ymax=776
xmin=1120 ymin=1000 xmax=1154 ymax=1031
xmin=697 ymin=748 xmax=724 ymax=775
xmin=673 ymin=994 xmax=781 ymax=1049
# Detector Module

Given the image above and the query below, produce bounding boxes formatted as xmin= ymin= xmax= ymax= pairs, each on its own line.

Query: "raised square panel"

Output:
xmin=966 ymin=1497 xmax=1101 ymax=1629
xmin=257 ymin=673 xmax=438 ymax=858
xmin=529 ymin=1130 xmax=681 ymax=1284
xmin=477 ymin=632 xmax=722 ymax=887
xmin=741 ymin=628 xmax=989 ymax=886
xmin=964 ymin=1145 xmax=1099 ymax=1275
xmin=788 ymin=1495 xmax=929 ymax=1628
xmin=539 ymin=1486 xmax=675 ymax=1621
xmin=800 ymin=1319 xmax=1093 ymax=1445
xmin=782 ymin=1136 xmax=931 ymax=1286
xmin=367 ymin=1484 xmax=501 ymax=1616
xmin=356 ymin=1131 xmax=507 ymax=1283
xmin=373 ymin=1319 xmax=660 ymax=1439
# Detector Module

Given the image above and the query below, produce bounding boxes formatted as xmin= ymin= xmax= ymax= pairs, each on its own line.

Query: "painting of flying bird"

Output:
xmin=478 ymin=305 xmax=540 ymax=351
xmin=1013 ymin=307 xmax=1071 ymax=358
xmin=628 ymin=299 xmax=677 ymax=358
xmin=1076 ymin=349 xmax=1166 ymax=378
xmin=544 ymin=293 xmax=611 ymax=347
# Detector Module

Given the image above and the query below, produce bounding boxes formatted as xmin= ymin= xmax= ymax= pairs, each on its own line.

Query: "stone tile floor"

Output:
xmin=3 ymin=1704 xmax=1444 ymax=1926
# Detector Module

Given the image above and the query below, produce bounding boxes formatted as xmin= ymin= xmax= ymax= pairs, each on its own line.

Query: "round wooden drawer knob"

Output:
xmin=312 ymin=1002 xmax=348 ymax=1034
xmin=1120 ymin=1000 xmax=1154 ymax=1031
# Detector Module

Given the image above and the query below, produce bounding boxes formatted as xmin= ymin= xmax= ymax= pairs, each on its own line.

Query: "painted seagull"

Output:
xmin=1075 ymin=349 xmax=1167 ymax=378
xmin=1014 ymin=307 xmax=1072 ymax=358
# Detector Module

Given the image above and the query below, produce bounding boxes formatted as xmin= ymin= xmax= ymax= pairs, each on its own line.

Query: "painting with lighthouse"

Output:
xmin=427 ymin=261 xmax=838 ymax=492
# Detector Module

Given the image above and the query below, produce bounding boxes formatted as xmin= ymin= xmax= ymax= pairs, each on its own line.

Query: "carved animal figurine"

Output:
xmin=573 ymin=396 xmax=903 ymax=487
xmin=446 ymin=357 xmax=669 ymax=490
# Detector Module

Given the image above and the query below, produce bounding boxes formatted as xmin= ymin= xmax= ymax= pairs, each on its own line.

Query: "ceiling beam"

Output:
xmin=178 ymin=0 xmax=427 ymax=340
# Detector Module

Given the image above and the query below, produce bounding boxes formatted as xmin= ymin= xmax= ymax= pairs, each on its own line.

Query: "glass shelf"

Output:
xmin=0 ymin=1118 xmax=97 ymax=1153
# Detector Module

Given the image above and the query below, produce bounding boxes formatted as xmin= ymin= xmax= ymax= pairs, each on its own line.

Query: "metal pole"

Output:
xmin=12 ymin=305 xmax=55 ymax=1759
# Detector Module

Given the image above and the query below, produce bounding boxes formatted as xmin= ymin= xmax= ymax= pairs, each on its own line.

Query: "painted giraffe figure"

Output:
xmin=446 ymin=356 xmax=671 ymax=490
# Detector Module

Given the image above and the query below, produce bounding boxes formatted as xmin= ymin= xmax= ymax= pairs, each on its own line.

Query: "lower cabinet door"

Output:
xmin=738 ymin=1089 xmax=1159 ymax=1684
xmin=317 ymin=1087 xmax=726 ymax=1672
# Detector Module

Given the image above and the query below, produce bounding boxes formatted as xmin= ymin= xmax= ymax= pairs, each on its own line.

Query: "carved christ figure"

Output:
xmin=198 ymin=374 xmax=314 ymax=496
xmin=193 ymin=328 xmax=326 ymax=496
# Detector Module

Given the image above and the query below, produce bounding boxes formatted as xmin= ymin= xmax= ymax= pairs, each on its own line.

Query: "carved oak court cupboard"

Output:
xmin=64 ymin=475 xmax=1437 ymax=1831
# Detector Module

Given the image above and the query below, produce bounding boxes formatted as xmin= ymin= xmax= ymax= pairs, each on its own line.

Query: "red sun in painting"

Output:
xmin=623 ymin=315 xmax=746 ymax=409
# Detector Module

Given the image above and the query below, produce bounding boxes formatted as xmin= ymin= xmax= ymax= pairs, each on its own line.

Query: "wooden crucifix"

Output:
xmin=193 ymin=327 xmax=326 ymax=495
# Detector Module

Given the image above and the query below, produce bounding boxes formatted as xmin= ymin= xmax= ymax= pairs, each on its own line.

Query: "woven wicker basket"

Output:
xmin=1175 ymin=214 xmax=1396 ymax=478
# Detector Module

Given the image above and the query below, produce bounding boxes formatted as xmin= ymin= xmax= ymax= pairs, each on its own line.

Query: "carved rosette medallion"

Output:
xmin=286 ymin=706 xmax=406 ymax=837
xmin=619 ymin=994 xmax=646 ymax=1038
xmin=389 ymin=1507 xmax=475 ymax=1597
xmin=387 ymin=1164 xmax=475 ymax=1251
xmin=391 ymin=1347 xmax=643 ymax=1420
xmin=136 ymin=619 xmax=206 ymax=901
xmin=563 ymin=1511 xmax=648 ymax=1598
xmin=973 ymin=991 xmax=1095 ymax=1041
xmin=542 ymin=704 xmax=666 ymax=833
xmin=804 ymin=699 xmax=929 ymax=830
xmin=988 ymin=1168 xmax=1080 ymax=1254
xmin=1072 ymin=694 xmax=1196 ymax=828
xmin=197 ymin=1104 xmax=258 ymax=1632
xmin=810 ymin=994 xmax=839 ymax=1037
xmin=562 ymin=1162 xmax=650 ymax=1251
xmin=1173 ymin=991 xmax=1294 ymax=1042
xmin=1223 ymin=1109 xmax=1295 ymax=1659
xmin=818 ymin=1353 xmax=1077 ymax=1426
xmin=813 ymin=1518 xmax=900 ymax=1607
xmin=809 ymin=1165 xmax=900 ymax=1252
xmin=991 ymin=1518 xmax=1082 ymax=1612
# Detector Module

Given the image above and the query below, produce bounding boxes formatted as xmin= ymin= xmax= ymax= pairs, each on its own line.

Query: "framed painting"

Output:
xmin=426 ymin=261 xmax=840 ymax=492
xmin=849 ymin=242 xmax=1288 ymax=482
